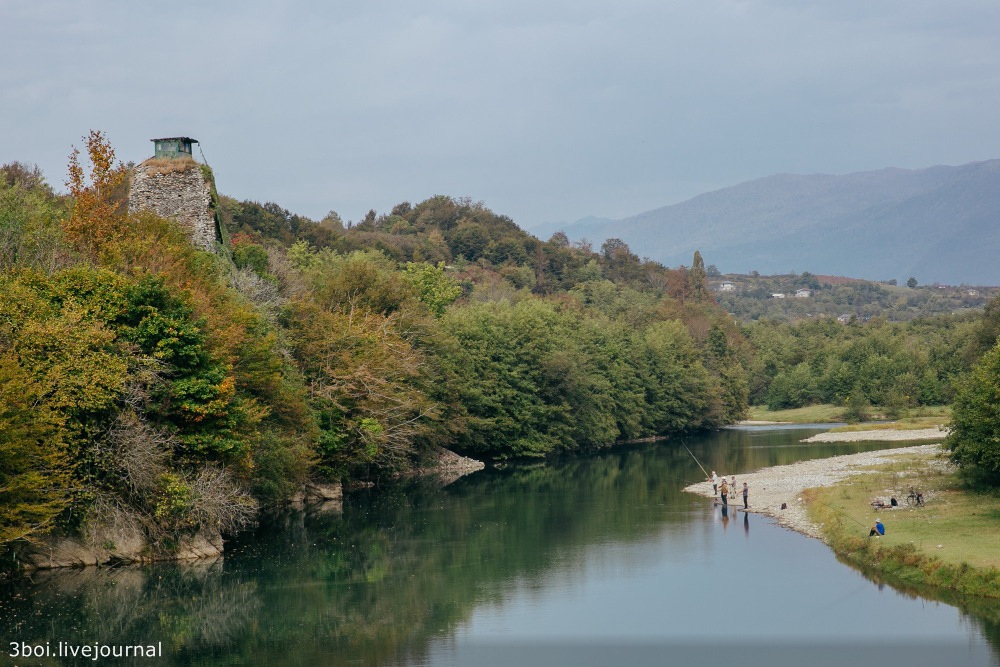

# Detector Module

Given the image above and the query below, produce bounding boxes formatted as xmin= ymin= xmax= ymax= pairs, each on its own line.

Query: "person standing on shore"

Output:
xmin=711 ymin=471 xmax=718 ymax=496
xmin=720 ymin=478 xmax=729 ymax=506
xmin=741 ymin=482 xmax=749 ymax=509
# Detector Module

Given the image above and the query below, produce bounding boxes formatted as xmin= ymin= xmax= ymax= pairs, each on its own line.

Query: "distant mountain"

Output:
xmin=538 ymin=161 xmax=1000 ymax=286
xmin=529 ymin=215 xmax=614 ymax=241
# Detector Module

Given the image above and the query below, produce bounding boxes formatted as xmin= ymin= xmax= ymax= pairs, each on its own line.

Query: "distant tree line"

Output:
xmin=716 ymin=273 xmax=992 ymax=322
xmin=743 ymin=314 xmax=983 ymax=414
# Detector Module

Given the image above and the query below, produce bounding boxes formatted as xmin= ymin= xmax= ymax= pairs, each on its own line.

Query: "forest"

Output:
xmin=1 ymin=132 xmax=998 ymax=557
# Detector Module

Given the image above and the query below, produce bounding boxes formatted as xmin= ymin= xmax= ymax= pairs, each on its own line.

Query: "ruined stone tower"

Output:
xmin=128 ymin=137 xmax=220 ymax=250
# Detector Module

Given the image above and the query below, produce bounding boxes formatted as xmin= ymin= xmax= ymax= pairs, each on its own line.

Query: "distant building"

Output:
xmin=719 ymin=281 xmax=736 ymax=292
xmin=794 ymin=288 xmax=812 ymax=298
xmin=967 ymin=289 xmax=980 ymax=297
xmin=152 ymin=136 xmax=198 ymax=160
xmin=770 ymin=293 xmax=786 ymax=299
xmin=837 ymin=314 xmax=853 ymax=324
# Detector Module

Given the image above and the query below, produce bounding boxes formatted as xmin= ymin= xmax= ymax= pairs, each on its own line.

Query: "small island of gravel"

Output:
xmin=800 ymin=426 xmax=949 ymax=443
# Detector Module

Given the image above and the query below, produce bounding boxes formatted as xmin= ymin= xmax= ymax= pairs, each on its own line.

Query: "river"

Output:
xmin=2 ymin=426 xmax=998 ymax=666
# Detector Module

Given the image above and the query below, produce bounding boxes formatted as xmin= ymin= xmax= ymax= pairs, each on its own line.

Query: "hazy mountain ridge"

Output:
xmin=541 ymin=160 xmax=1000 ymax=285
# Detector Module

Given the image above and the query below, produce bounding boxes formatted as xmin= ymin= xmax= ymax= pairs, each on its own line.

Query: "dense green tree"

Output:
xmin=402 ymin=262 xmax=462 ymax=317
xmin=284 ymin=300 xmax=434 ymax=477
xmin=973 ymin=296 xmax=1000 ymax=357
xmin=948 ymin=341 xmax=1000 ymax=481
xmin=0 ymin=162 xmax=66 ymax=270
xmin=688 ymin=250 xmax=709 ymax=302
xmin=448 ymin=223 xmax=489 ymax=260
xmin=640 ymin=321 xmax=714 ymax=432
xmin=0 ymin=357 xmax=72 ymax=544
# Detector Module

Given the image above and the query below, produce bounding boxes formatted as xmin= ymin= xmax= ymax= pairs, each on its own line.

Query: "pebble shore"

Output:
xmin=683 ymin=440 xmax=946 ymax=540
xmin=800 ymin=426 xmax=949 ymax=443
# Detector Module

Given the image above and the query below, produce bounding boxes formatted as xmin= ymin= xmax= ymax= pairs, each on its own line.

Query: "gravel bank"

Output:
xmin=801 ymin=426 xmax=949 ymax=443
xmin=683 ymin=443 xmax=945 ymax=540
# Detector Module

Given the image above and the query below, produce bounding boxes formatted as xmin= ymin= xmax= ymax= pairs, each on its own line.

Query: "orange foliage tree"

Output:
xmin=63 ymin=130 xmax=130 ymax=259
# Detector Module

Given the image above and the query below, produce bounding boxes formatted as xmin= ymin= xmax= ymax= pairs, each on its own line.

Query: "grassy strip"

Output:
xmin=805 ymin=449 xmax=1000 ymax=598
xmin=749 ymin=404 xmax=847 ymax=423
xmin=827 ymin=406 xmax=951 ymax=432
xmin=749 ymin=404 xmax=950 ymax=429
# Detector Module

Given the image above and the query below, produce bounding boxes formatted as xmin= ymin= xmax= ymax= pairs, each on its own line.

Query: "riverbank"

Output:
xmin=683 ymin=444 xmax=944 ymax=539
xmin=684 ymin=438 xmax=1000 ymax=598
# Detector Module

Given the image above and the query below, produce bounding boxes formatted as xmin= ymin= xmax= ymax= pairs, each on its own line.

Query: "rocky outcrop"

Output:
xmin=174 ymin=530 xmax=225 ymax=561
xmin=128 ymin=160 xmax=219 ymax=250
xmin=20 ymin=527 xmax=224 ymax=570
xmin=304 ymin=481 xmax=343 ymax=501
xmin=289 ymin=481 xmax=345 ymax=516
xmin=403 ymin=447 xmax=486 ymax=486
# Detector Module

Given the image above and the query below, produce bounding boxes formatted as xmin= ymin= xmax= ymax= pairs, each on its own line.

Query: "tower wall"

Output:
xmin=128 ymin=161 xmax=219 ymax=250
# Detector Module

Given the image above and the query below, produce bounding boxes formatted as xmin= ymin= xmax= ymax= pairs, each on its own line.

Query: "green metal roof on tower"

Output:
xmin=152 ymin=137 xmax=198 ymax=159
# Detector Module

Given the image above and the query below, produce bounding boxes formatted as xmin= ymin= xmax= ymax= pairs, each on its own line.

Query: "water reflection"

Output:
xmin=1 ymin=428 xmax=998 ymax=666
xmin=0 ymin=560 xmax=258 ymax=661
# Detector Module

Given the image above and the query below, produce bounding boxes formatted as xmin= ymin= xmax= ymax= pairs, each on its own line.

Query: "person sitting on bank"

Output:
xmin=868 ymin=519 xmax=885 ymax=537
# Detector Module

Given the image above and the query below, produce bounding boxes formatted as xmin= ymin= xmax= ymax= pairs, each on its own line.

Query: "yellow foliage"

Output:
xmin=62 ymin=130 xmax=130 ymax=261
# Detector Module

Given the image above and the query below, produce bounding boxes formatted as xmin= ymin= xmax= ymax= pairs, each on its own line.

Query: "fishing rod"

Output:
xmin=664 ymin=473 xmax=703 ymax=485
xmin=682 ymin=441 xmax=711 ymax=481
xmin=811 ymin=497 xmax=870 ymax=529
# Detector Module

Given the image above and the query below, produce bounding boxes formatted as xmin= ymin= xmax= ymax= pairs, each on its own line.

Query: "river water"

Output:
xmin=2 ymin=426 xmax=998 ymax=666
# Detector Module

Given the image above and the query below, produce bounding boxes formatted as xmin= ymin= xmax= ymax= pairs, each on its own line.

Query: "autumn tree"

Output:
xmin=63 ymin=130 xmax=130 ymax=260
xmin=0 ymin=357 xmax=72 ymax=544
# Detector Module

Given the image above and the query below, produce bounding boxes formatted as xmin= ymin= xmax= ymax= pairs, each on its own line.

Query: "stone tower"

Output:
xmin=128 ymin=137 xmax=220 ymax=251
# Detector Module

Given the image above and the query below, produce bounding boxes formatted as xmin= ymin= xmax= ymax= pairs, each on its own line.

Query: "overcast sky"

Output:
xmin=3 ymin=0 xmax=1000 ymax=229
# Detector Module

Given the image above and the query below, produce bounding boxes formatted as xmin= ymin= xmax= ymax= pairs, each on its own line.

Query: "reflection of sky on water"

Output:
xmin=454 ymin=509 xmax=980 ymax=644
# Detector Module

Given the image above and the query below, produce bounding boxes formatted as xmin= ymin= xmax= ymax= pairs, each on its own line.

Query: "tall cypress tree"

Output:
xmin=688 ymin=250 xmax=709 ymax=302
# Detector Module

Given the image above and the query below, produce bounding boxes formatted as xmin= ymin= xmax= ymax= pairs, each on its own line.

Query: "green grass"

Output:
xmin=805 ymin=449 xmax=1000 ymax=598
xmin=749 ymin=404 xmax=951 ymax=429
xmin=827 ymin=406 xmax=950 ymax=432
xmin=748 ymin=404 xmax=847 ymax=423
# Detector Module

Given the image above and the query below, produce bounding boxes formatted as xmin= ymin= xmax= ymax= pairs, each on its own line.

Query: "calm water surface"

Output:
xmin=2 ymin=427 xmax=998 ymax=666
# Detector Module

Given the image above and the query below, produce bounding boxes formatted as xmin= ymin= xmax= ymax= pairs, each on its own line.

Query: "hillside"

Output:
xmin=710 ymin=273 xmax=998 ymax=323
xmin=1 ymin=146 xmax=753 ymax=558
xmin=537 ymin=160 xmax=1000 ymax=286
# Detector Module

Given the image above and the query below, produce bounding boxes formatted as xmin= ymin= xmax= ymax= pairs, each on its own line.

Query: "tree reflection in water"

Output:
xmin=1 ymin=430 xmax=998 ymax=666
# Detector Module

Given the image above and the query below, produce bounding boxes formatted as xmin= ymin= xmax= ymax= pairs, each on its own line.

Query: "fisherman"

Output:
xmin=720 ymin=478 xmax=729 ymax=506
xmin=711 ymin=470 xmax=718 ymax=496
xmin=868 ymin=519 xmax=885 ymax=537
xmin=741 ymin=482 xmax=749 ymax=509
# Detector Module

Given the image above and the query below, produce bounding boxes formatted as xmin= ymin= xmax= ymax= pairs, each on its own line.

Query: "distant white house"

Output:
xmin=719 ymin=281 xmax=736 ymax=292
xmin=967 ymin=289 xmax=980 ymax=297
xmin=837 ymin=314 xmax=853 ymax=324
xmin=770 ymin=293 xmax=786 ymax=299
xmin=794 ymin=288 xmax=812 ymax=298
